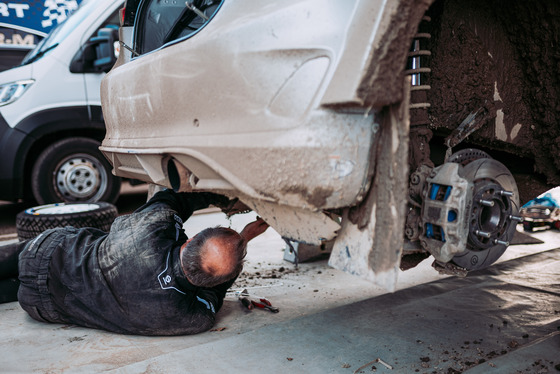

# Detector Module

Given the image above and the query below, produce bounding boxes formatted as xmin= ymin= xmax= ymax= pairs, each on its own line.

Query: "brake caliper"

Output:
xmin=419 ymin=162 xmax=472 ymax=262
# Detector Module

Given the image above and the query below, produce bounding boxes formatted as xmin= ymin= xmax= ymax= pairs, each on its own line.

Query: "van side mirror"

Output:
xmin=70 ymin=27 xmax=119 ymax=73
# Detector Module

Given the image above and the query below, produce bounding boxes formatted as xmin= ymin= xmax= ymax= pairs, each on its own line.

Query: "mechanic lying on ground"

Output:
xmin=0 ymin=189 xmax=268 ymax=335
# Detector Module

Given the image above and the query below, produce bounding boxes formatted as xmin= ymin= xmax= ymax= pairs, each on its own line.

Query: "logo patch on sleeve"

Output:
xmin=157 ymin=251 xmax=186 ymax=295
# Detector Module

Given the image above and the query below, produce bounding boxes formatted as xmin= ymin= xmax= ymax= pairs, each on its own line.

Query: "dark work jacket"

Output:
xmin=17 ymin=190 xmax=234 ymax=336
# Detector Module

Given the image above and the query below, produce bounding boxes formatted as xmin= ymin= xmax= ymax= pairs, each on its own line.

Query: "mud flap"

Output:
xmin=329 ymin=84 xmax=410 ymax=291
xmin=244 ymin=199 xmax=341 ymax=245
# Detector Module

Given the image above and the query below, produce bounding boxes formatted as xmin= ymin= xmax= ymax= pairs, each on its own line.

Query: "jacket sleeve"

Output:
xmin=134 ymin=189 xmax=230 ymax=221
xmin=197 ymin=277 xmax=237 ymax=313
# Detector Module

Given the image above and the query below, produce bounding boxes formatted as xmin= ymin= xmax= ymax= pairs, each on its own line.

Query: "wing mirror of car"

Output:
xmin=70 ymin=27 xmax=119 ymax=74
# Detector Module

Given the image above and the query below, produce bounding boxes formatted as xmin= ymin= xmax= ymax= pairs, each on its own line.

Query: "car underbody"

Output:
xmin=101 ymin=0 xmax=559 ymax=289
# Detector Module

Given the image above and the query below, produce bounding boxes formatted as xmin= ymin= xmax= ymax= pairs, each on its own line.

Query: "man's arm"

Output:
xmin=135 ymin=189 xmax=230 ymax=221
xmin=198 ymin=276 xmax=237 ymax=314
xmin=240 ymin=217 xmax=269 ymax=243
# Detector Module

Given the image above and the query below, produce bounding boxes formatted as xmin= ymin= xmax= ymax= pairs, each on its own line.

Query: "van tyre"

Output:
xmin=522 ymin=221 xmax=534 ymax=232
xmin=31 ymin=137 xmax=121 ymax=204
xmin=16 ymin=202 xmax=118 ymax=241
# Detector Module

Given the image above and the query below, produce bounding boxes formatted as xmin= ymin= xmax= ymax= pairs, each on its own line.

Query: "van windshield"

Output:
xmin=21 ymin=0 xmax=95 ymax=65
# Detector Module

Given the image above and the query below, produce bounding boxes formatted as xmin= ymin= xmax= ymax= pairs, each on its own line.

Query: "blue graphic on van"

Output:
xmin=0 ymin=0 xmax=83 ymax=37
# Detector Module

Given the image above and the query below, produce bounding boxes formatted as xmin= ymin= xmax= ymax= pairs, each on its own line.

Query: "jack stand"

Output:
xmin=283 ymin=239 xmax=334 ymax=264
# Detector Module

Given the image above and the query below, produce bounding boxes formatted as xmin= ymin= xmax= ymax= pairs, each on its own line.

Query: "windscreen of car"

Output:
xmin=136 ymin=0 xmax=224 ymax=55
xmin=21 ymin=0 xmax=96 ymax=65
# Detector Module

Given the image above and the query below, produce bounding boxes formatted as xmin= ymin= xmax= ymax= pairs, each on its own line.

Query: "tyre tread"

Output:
xmin=16 ymin=203 xmax=118 ymax=240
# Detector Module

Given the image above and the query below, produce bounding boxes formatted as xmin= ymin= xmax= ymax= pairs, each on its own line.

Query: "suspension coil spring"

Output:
xmin=406 ymin=15 xmax=432 ymax=126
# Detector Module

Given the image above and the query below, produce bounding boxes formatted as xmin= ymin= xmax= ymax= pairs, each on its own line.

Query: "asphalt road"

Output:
xmin=0 ymin=182 xmax=149 ymax=239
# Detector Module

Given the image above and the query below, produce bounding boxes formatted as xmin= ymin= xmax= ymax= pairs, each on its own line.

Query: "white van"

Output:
xmin=0 ymin=0 xmax=123 ymax=204
xmin=0 ymin=0 xmax=84 ymax=72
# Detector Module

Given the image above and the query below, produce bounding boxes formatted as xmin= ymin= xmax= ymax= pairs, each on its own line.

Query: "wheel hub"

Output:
xmin=468 ymin=181 xmax=513 ymax=250
xmin=56 ymin=156 xmax=102 ymax=200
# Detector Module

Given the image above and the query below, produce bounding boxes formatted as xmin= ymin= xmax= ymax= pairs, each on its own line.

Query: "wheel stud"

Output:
xmin=479 ymin=199 xmax=495 ymax=207
xmin=493 ymin=239 xmax=509 ymax=246
xmin=500 ymin=190 xmax=514 ymax=197
xmin=475 ymin=230 xmax=491 ymax=238
xmin=509 ymin=215 xmax=522 ymax=222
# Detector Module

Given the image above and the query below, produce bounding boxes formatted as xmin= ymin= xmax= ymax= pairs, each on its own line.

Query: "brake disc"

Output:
xmin=447 ymin=148 xmax=491 ymax=166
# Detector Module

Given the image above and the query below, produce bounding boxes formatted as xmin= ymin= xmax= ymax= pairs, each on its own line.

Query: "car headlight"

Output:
xmin=0 ymin=79 xmax=35 ymax=106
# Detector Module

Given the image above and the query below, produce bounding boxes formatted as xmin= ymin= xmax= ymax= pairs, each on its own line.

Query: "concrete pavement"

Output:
xmin=0 ymin=211 xmax=559 ymax=373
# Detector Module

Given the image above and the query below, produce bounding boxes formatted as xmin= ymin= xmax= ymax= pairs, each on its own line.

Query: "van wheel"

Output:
xmin=31 ymin=137 xmax=121 ymax=204
xmin=522 ymin=221 xmax=534 ymax=232
xmin=16 ymin=202 xmax=118 ymax=241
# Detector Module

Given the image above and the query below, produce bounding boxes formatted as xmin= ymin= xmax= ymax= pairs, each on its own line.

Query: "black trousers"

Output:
xmin=0 ymin=240 xmax=30 ymax=303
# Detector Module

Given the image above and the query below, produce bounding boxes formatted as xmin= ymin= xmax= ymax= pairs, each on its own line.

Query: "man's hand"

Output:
xmin=240 ymin=217 xmax=269 ymax=243
xmin=210 ymin=197 xmax=252 ymax=217
xmin=221 ymin=198 xmax=252 ymax=217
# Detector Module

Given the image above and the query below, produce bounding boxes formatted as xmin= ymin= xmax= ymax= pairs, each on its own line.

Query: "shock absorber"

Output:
xmin=405 ymin=13 xmax=434 ymax=260
xmin=406 ymin=14 xmax=434 ymax=173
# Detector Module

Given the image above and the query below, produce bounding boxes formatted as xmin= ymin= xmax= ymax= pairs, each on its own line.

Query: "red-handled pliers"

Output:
xmin=250 ymin=297 xmax=279 ymax=313
xmin=237 ymin=289 xmax=279 ymax=313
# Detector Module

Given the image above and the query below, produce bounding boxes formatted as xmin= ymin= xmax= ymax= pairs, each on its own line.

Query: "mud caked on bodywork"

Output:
xmin=100 ymin=0 xmax=558 ymax=289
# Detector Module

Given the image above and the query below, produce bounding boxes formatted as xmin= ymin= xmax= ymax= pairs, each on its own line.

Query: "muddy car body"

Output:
xmin=101 ymin=0 xmax=559 ymax=289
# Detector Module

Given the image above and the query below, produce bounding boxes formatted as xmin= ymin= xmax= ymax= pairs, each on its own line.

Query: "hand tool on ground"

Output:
xmin=238 ymin=290 xmax=254 ymax=310
xmin=236 ymin=289 xmax=279 ymax=313
xmin=250 ymin=297 xmax=279 ymax=313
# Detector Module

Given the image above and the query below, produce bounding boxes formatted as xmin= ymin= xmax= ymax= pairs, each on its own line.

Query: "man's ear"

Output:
xmin=181 ymin=237 xmax=195 ymax=252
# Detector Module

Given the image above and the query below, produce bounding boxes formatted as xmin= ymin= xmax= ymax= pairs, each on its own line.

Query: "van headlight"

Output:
xmin=0 ymin=79 xmax=35 ymax=106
